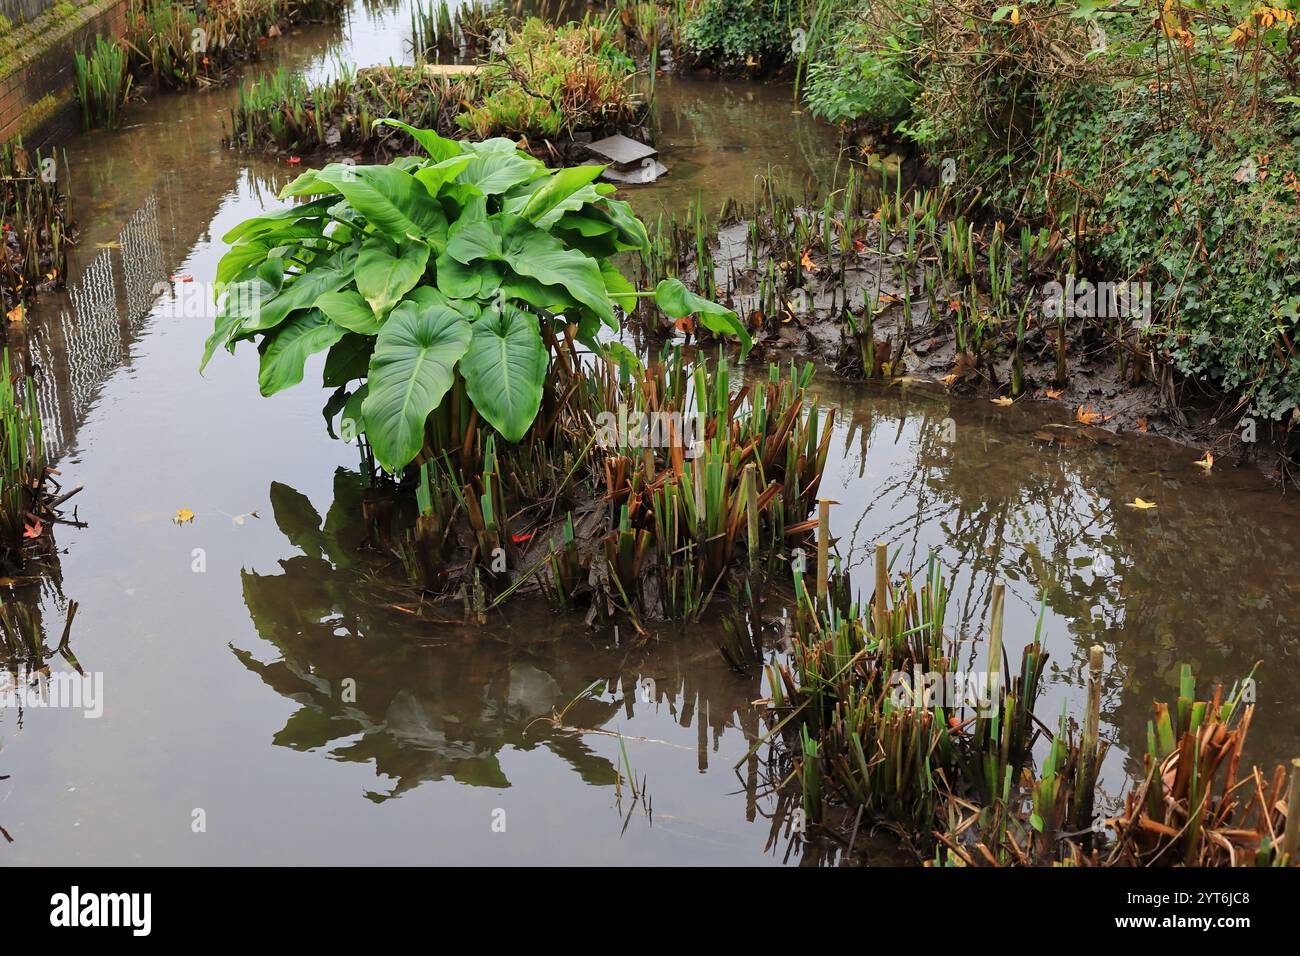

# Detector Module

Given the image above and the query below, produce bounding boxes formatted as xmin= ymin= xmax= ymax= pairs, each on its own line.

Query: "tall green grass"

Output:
xmin=0 ymin=350 xmax=46 ymax=570
xmin=73 ymin=35 xmax=132 ymax=130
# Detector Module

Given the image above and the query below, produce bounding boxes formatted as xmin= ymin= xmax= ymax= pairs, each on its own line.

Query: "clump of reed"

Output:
xmin=611 ymin=0 xmax=700 ymax=66
xmin=124 ymin=0 xmax=348 ymax=91
xmin=73 ymin=35 xmax=133 ymax=130
xmin=0 ymin=351 xmax=61 ymax=572
xmin=764 ymin=539 xmax=1299 ymax=866
xmin=0 ymin=594 xmax=80 ymax=679
xmin=0 ymin=141 xmax=74 ymax=314
xmin=641 ymin=168 xmax=1172 ymax=398
xmin=227 ymin=16 xmax=648 ymax=156
xmin=225 ymin=64 xmax=467 ymax=155
xmin=373 ymin=334 xmax=831 ymax=626
xmin=408 ymin=0 xmax=494 ymax=63
xmin=1106 ymin=664 xmax=1294 ymax=867
xmin=640 ymin=167 xmax=897 ymax=367
xmin=578 ymin=350 xmax=832 ymax=623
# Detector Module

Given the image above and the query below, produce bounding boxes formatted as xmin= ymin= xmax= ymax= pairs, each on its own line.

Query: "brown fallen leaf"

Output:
xmin=1044 ymin=387 xmax=1063 ymax=400
xmin=1076 ymin=404 xmax=1113 ymax=426
xmin=800 ymin=249 xmax=816 ymax=272
xmin=1135 ymin=417 xmax=1149 ymax=432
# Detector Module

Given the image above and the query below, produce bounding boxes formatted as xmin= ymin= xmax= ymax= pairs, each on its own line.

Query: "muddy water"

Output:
xmin=1 ymin=0 xmax=1297 ymax=865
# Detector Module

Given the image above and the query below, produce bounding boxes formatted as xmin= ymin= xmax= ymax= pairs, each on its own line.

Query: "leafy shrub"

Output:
xmin=1045 ymin=85 xmax=1300 ymax=420
xmin=456 ymin=19 xmax=644 ymax=140
xmin=203 ymin=124 xmax=748 ymax=472
xmin=803 ymin=18 xmax=916 ymax=127
xmin=684 ymin=0 xmax=793 ymax=69
xmin=905 ymin=0 xmax=1300 ymax=419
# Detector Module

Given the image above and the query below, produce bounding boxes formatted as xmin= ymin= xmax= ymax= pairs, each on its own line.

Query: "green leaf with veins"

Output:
xmin=356 ymin=236 xmax=430 ymax=317
xmin=361 ymin=300 xmax=472 ymax=471
xmin=316 ymin=289 xmax=382 ymax=335
xmin=258 ymin=309 xmax=347 ymax=396
xmin=459 ymin=305 xmax=548 ymax=442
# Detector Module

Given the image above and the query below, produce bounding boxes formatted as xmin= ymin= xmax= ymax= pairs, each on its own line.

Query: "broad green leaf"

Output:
xmin=654 ymin=278 xmax=752 ymax=356
xmin=222 ymin=197 xmax=334 ymax=244
xmin=445 ymin=191 xmax=489 ymax=238
xmin=554 ymin=211 xmax=618 ymax=237
xmin=316 ymin=289 xmax=382 ymax=335
xmin=599 ymin=260 xmax=637 ymax=314
xmin=239 ymin=251 xmax=356 ymax=336
xmin=445 ymin=219 xmax=502 ymax=263
xmin=323 ymin=332 xmax=374 ymax=387
xmin=405 ymin=285 xmax=481 ymax=322
xmin=435 ymin=252 xmax=501 ymax=299
xmin=323 ymin=384 xmax=349 ymax=439
xmin=374 ymin=118 xmax=464 ymax=162
xmin=465 ymin=137 xmax=521 ymax=155
xmin=341 ymin=384 xmax=368 ymax=441
xmin=457 ymin=148 xmax=545 ymax=196
xmin=201 ymin=259 xmax=284 ymax=372
xmin=498 ymin=215 xmax=614 ymax=327
xmin=510 ymin=165 xmax=605 ymax=225
xmin=356 ymin=236 xmax=430 ymax=316
xmin=460 ymin=305 xmax=547 ymax=442
xmin=361 ymin=300 xmax=472 ymax=471
xmin=414 ymin=156 xmax=472 ymax=196
xmin=215 ymin=240 xmax=274 ymax=292
xmin=500 ymin=271 xmax=578 ymax=314
xmin=258 ymin=308 xmax=347 ymax=396
xmin=315 ymin=164 xmax=448 ymax=241
xmin=553 ymin=212 xmax=623 ymax=258
xmin=598 ymin=197 xmax=650 ymax=254
xmin=216 ymin=226 xmax=326 ymax=292
xmin=278 ymin=170 xmax=341 ymax=200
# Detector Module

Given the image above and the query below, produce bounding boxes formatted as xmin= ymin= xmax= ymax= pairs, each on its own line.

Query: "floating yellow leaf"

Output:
xmin=992 ymin=396 xmax=1014 ymax=407
xmin=1192 ymin=451 xmax=1214 ymax=471
xmin=174 ymin=508 xmax=195 ymax=525
xmin=5 ymin=303 xmax=23 ymax=323
xmin=1126 ymin=497 xmax=1157 ymax=510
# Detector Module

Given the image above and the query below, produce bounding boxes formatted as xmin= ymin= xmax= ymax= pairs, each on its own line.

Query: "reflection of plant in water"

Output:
xmin=815 ymin=382 xmax=1300 ymax=771
xmin=648 ymin=78 xmax=838 ymax=207
xmin=1 ymin=578 xmax=80 ymax=845
xmin=233 ymin=468 xmax=771 ymax=805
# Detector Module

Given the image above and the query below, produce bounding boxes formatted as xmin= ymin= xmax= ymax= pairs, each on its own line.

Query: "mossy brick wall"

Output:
xmin=0 ymin=0 xmax=130 ymax=146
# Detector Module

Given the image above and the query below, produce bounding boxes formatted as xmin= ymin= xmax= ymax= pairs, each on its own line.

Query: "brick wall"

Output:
xmin=0 ymin=0 xmax=131 ymax=147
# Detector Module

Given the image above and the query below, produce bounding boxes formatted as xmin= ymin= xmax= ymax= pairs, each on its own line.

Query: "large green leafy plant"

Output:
xmin=202 ymin=121 xmax=749 ymax=472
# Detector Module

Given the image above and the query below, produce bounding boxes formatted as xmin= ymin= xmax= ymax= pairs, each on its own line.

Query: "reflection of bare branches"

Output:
xmin=800 ymin=375 xmax=1300 ymax=793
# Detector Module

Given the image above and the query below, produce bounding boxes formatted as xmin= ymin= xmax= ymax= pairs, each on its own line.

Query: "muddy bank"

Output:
xmin=635 ymin=186 xmax=1300 ymax=488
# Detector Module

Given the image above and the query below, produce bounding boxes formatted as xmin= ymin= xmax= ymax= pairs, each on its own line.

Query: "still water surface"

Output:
xmin=2 ymin=0 xmax=1296 ymax=864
